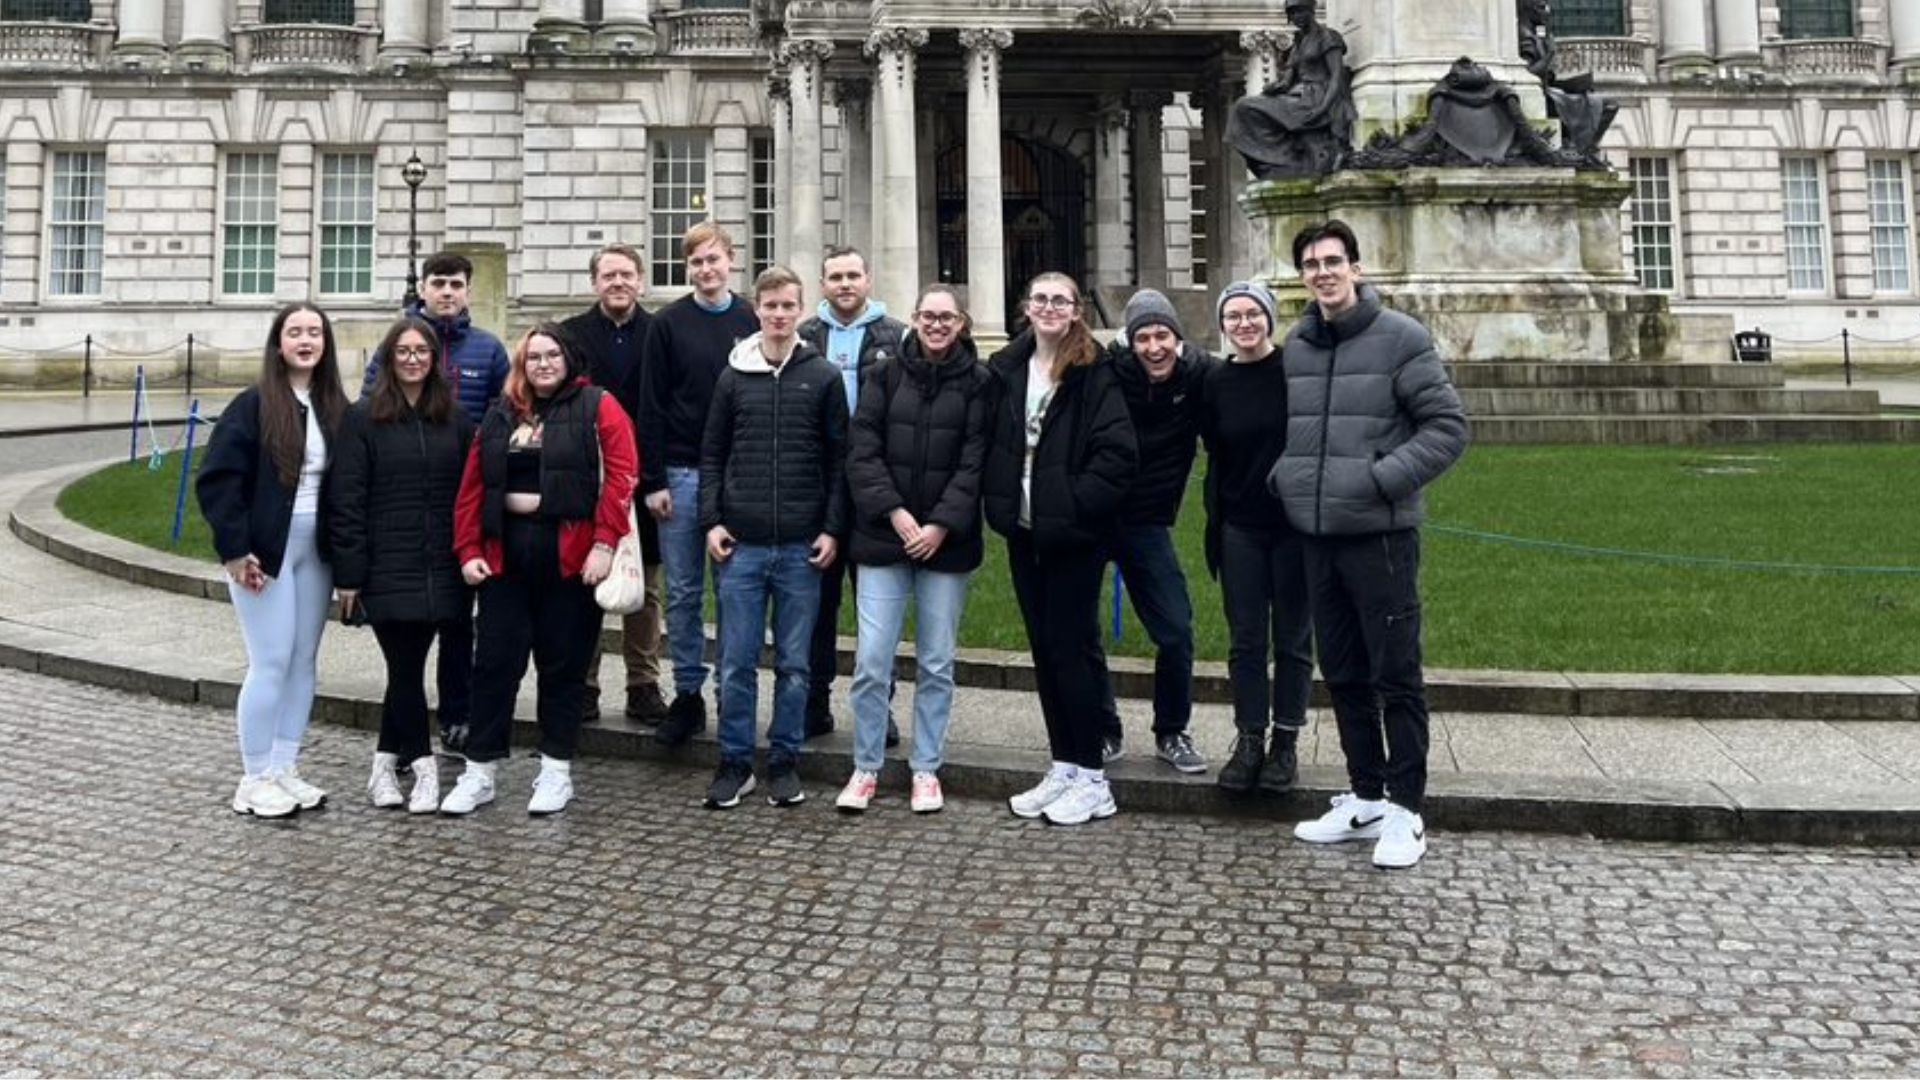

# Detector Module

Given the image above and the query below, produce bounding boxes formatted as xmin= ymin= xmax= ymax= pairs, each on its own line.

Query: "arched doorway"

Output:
xmin=935 ymin=134 xmax=1087 ymax=321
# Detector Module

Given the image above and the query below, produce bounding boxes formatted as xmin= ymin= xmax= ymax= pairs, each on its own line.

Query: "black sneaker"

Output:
xmin=804 ymin=693 xmax=834 ymax=740
xmin=625 ymin=684 xmax=668 ymax=725
xmin=705 ymin=759 xmax=755 ymax=809
xmin=1259 ymin=729 xmax=1299 ymax=795
xmin=885 ymin=717 xmax=901 ymax=749
xmin=1217 ymin=735 xmax=1264 ymax=793
xmin=655 ymin=693 xmax=707 ymax=748
xmin=765 ymin=755 xmax=805 ymax=807
xmin=1155 ymin=732 xmax=1208 ymax=774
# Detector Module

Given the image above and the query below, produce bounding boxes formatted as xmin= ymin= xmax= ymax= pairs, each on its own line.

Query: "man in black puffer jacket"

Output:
xmin=1090 ymin=289 xmax=1213 ymax=775
xmin=698 ymin=267 xmax=850 ymax=811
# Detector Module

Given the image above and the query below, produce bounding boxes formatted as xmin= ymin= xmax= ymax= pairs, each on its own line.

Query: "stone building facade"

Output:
xmin=0 ymin=0 xmax=1916 ymax=362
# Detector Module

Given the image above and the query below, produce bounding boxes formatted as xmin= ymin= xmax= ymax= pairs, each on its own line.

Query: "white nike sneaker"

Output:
xmin=1371 ymin=804 xmax=1428 ymax=869
xmin=406 ymin=756 xmax=440 ymax=815
xmin=1292 ymin=792 xmax=1390 ymax=844
xmin=367 ymin=754 xmax=404 ymax=809
xmin=439 ymin=766 xmax=496 ymax=816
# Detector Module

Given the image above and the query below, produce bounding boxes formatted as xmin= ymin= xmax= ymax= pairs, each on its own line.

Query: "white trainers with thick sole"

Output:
xmin=1293 ymin=793 xmax=1390 ymax=844
xmin=1041 ymin=777 xmax=1118 ymax=826
xmin=271 ymin=768 xmax=328 ymax=810
xmin=910 ymin=772 xmax=944 ymax=814
xmin=1009 ymin=768 xmax=1077 ymax=819
xmin=406 ymin=757 xmax=440 ymax=815
xmin=368 ymin=756 xmax=404 ymax=809
xmin=232 ymin=775 xmax=299 ymax=818
xmin=1371 ymin=804 xmax=1429 ymax=869
xmin=528 ymin=769 xmax=574 ymax=816
xmin=440 ymin=767 xmax=496 ymax=815
xmin=836 ymin=770 xmax=879 ymax=812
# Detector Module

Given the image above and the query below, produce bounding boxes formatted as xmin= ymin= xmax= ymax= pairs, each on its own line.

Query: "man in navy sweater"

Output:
xmin=639 ymin=223 xmax=760 ymax=746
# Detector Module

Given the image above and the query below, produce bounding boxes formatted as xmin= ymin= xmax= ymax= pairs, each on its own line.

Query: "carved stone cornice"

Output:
xmin=863 ymin=25 xmax=929 ymax=59
xmin=956 ymin=28 xmax=1015 ymax=55
xmin=779 ymin=36 xmax=836 ymax=67
xmin=1239 ymin=28 xmax=1288 ymax=54
xmin=1076 ymin=0 xmax=1174 ymax=30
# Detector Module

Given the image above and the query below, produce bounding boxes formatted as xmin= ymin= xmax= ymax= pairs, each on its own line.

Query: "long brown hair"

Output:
xmin=502 ymin=325 xmax=579 ymax=422
xmin=367 ymin=317 xmax=453 ymax=424
xmin=258 ymin=302 xmax=348 ymax=489
xmin=1027 ymin=272 xmax=1099 ymax=382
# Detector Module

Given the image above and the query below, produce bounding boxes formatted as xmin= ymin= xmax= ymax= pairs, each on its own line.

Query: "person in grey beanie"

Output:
xmin=1090 ymin=288 xmax=1214 ymax=773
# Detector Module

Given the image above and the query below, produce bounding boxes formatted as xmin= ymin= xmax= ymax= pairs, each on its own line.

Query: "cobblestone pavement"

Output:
xmin=3 ymin=668 xmax=1919 ymax=1078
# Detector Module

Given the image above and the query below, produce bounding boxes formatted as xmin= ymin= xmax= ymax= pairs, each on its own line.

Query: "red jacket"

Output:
xmin=453 ymin=386 xmax=638 ymax=579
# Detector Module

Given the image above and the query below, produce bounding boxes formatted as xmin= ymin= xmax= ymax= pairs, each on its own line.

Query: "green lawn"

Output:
xmin=60 ymin=444 xmax=1920 ymax=675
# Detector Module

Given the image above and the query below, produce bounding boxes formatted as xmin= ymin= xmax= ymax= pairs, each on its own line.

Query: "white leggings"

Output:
xmin=229 ymin=512 xmax=332 ymax=776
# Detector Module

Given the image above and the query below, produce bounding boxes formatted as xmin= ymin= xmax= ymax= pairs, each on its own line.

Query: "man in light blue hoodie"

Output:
xmin=796 ymin=247 xmax=908 ymax=740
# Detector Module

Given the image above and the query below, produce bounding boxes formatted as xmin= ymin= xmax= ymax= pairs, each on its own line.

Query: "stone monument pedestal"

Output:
xmin=1243 ymin=167 xmax=1678 ymax=362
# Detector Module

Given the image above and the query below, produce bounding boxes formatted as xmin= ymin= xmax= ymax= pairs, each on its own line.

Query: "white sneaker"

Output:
xmin=232 ymin=774 xmax=299 ymax=818
xmin=270 ymin=767 xmax=327 ymax=810
xmin=440 ymin=766 xmax=496 ymax=816
xmin=367 ymin=755 xmax=404 ymax=809
xmin=1371 ymin=804 xmax=1428 ymax=869
xmin=836 ymin=769 xmax=879 ymax=812
xmin=1009 ymin=766 xmax=1078 ymax=819
xmin=528 ymin=767 xmax=574 ymax=816
xmin=1041 ymin=776 xmax=1118 ymax=826
xmin=910 ymin=771 xmax=944 ymax=814
xmin=406 ymin=756 xmax=440 ymax=815
xmin=1293 ymin=792 xmax=1390 ymax=845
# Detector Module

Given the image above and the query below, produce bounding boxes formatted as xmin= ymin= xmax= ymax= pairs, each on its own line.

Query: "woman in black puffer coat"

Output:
xmin=328 ymin=316 xmax=475 ymax=815
xmin=833 ymin=284 xmax=994 ymax=815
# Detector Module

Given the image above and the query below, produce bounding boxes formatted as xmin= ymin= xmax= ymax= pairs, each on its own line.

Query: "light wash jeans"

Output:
xmin=658 ymin=465 xmax=710 ymax=696
xmin=715 ymin=541 xmax=821 ymax=764
xmin=229 ymin=512 xmax=332 ymax=776
xmin=851 ymin=562 xmax=971 ymax=774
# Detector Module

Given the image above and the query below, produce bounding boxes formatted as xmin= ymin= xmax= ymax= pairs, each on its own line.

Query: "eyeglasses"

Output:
xmin=1221 ymin=312 xmax=1268 ymax=328
xmin=915 ymin=311 xmax=962 ymax=328
xmin=392 ymin=346 xmax=434 ymax=361
xmin=1299 ymin=255 xmax=1350 ymax=274
xmin=1027 ymin=294 xmax=1078 ymax=313
xmin=525 ymin=350 xmax=567 ymax=368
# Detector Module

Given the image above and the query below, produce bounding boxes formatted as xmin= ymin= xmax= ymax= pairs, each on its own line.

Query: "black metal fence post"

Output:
xmin=82 ymin=335 xmax=93 ymax=398
xmin=1842 ymin=327 xmax=1853 ymax=387
xmin=185 ymin=334 xmax=195 ymax=400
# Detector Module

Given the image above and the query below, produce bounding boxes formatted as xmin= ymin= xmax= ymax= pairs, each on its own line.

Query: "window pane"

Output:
xmin=749 ymin=133 xmax=775 ymax=277
xmin=1779 ymin=0 xmax=1854 ymax=39
xmin=48 ymin=150 xmax=105 ymax=297
xmin=1781 ymin=157 xmax=1828 ymax=293
xmin=1867 ymin=160 xmax=1912 ymax=294
xmin=0 ymin=0 xmax=92 ymax=20
xmin=319 ymin=153 xmax=374 ymax=294
xmin=260 ymin=0 xmax=354 ymax=24
xmin=222 ymin=153 xmax=279 ymax=296
xmin=1553 ymin=0 xmax=1626 ymax=36
xmin=1628 ymin=157 xmax=1675 ymax=292
xmin=649 ymin=133 xmax=710 ymax=288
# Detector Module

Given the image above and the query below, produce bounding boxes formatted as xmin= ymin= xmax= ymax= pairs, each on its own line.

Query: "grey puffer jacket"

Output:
xmin=1269 ymin=284 xmax=1468 ymax=536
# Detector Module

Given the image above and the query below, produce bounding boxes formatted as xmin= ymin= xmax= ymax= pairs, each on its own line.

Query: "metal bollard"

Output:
xmin=82 ymin=334 xmax=93 ymax=399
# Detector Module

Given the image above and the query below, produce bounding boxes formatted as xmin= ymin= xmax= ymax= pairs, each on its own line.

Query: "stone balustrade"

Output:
xmin=659 ymin=9 xmax=756 ymax=55
xmin=1763 ymin=37 xmax=1888 ymax=81
xmin=233 ymin=21 xmax=379 ymax=73
xmin=1555 ymin=36 xmax=1654 ymax=83
xmin=0 ymin=19 xmax=111 ymax=69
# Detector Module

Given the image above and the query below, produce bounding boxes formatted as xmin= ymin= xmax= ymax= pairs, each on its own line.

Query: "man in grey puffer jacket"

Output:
xmin=1268 ymin=220 xmax=1468 ymax=871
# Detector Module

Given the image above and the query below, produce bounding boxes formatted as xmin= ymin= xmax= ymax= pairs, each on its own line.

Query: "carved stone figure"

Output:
xmin=1346 ymin=58 xmax=1561 ymax=168
xmin=1516 ymin=0 xmax=1620 ymax=164
xmin=1226 ymin=0 xmax=1357 ymax=179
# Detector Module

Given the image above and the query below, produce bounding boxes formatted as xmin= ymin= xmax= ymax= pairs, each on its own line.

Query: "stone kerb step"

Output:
xmin=1473 ymin=414 xmax=1920 ymax=444
xmin=1446 ymin=362 xmax=1787 ymax=389
xmin=1460 ymin=387 xmax=1882 ymax=417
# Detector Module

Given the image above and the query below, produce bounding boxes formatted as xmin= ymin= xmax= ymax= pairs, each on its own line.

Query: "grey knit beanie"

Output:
xmin=1215 ymin=280 xmax=1277 ymax=332
xmin=1123 ymin=288 xmax=1185 ymax=344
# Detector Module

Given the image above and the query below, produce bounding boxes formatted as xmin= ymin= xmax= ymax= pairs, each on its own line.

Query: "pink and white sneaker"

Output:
xmin=835 ymin=769 xmax=879 ymax=813
xmin=910 ymin=771 xmax=944 ymax=814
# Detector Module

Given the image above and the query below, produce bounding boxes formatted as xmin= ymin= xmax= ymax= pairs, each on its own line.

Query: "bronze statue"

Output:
xmin=1227 ymin=0 xmax=1357 ymax=179
xmin=1347 ymin=58 xmax=1560 ymax=168
xmin=1516 ymin=0 xmax=1619 ymax=164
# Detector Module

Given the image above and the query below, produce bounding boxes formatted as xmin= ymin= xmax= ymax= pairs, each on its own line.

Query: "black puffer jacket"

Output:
xmin=1106 ymin=338 xmax=1211 ymax=526
xmin=699 ymin=334 xmax=850 ymax=545
xmin=846 ymin=335 xmax=995 ymax=573
xmin=982 ymin=331 xmax=1138 ymax=552
xmin=326 ymin=399 xmax=475 ymax=625
xmin=195 ymin=385 xmax=337 ymax=579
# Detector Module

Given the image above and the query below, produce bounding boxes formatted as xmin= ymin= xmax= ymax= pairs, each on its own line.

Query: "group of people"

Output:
xmin=194 ymin=215 xmax=1467 ymax=869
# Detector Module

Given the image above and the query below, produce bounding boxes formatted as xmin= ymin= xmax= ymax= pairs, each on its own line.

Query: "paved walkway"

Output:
xmin=3 ymin=458 xmax=1918 ymax=843
xmin=0 ymin=389 xmax=238 ymax=438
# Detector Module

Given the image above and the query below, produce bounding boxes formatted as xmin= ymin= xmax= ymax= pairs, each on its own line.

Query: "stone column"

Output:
xmin=530 ymin=0 xmax=589 ymax=54
xmin=377 ymin=0 xmax=430 ymax=68
xmin=112 ymin=0 xmax=166 ymax=66
xmin=1893 ymin=0 xmax=1920 ymax=83
xmin=1658 ymin=0 xmax=1712 ymax=76
xmin=768 ymin=70 xmax=793 ymax=268
xmin=1130 ymin=91 xmax=1172 ymax=290
xmin=834 ymin=78 xmax=874 ymax=257
xmin=864 ymin=27 xmax=928 ymax=315
xmin=958 ymin=28 xmax=1012 ymax=338
xmin=1090 ymin=98 xmax=1132 ymax=289
xmin=176 ymin=13 xmax=233 ymax=71
xmin=596 ymin=0 xmax=657 ymax=55
xmin=1714 ymin=0 xmax=1761 ymax=68
xmin=1227 ymin=30 xmax=1285 ymax=286
xmin=783 ymin=38 xmax=833 ymax=287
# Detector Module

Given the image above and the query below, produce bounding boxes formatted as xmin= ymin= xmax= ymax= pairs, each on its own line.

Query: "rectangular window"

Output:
xmin=1781 ymin=157 xmax=1829 ymax=293
xmin=0 ymin=0 xmax=92 ymax=19
xmin=0 ymin=148 xmax=7 ymax=289
xmin=749 ymin=133 xmax=775 ymax=277
xmin=1628 ymin=156 xmax=1676 ymax=292
xmin=1188 ymin=156 xmax=1209 ymax=289
xmin=649 ymin=133 xmax=709 ymax=288
xmin=318 ymin=152 xmax=375 ymax=295
xmin=1778 ymin=0 xmax=1854 ymax=39
xmin=222 ymin=152 xmax=279 ymax=296
xmin=1553 ymin=0 xmax=1627 ymax=36
xmin=261 ymin=0 xmax=354 ymax=24
xmin=48 ymin=150 xmax=105 ymax=297
xmin=1867 ymin=159 xmax=1912 ymax=295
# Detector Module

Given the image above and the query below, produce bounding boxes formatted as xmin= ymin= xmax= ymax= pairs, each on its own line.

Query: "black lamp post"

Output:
xmin=401 ymin=150 xmax=428 ymax=310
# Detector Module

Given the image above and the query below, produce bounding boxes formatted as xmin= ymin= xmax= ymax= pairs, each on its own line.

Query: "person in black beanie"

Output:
xmin=1091 ymin=288 xmax=1212 ymax=774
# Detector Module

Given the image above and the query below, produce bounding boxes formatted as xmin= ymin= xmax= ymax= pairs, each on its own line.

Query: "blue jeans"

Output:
xmin=715 ymin=541 xmax=821 ymax=764
xmin=1097 ymin=525 xmax=1196 ymax=740
xmin=852 ymin=563 xmax=971 ymax=773
xmin=659 ymin=466 xmax=710 ymax=696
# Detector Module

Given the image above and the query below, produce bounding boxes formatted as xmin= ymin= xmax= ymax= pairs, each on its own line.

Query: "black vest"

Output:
xmin=476 ymin=383 xmax=602 ymax=536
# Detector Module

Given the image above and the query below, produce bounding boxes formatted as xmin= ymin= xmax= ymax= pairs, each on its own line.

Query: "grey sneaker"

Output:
xmin=765 ymin=755 xmax=805 ymax=807
xmin=1155 ymin=732 xmax=1207 ymax=774
xmin=705 ymin=759 xmax=755 ymax=809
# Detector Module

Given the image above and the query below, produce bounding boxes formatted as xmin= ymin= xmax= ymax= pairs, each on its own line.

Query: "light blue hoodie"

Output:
xmin=815 ymin=298 xmax=890 ymax=412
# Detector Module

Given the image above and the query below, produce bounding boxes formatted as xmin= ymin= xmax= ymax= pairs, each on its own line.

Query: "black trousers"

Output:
xmin=371 ymin=619 xmax=470 ymax=762
xmin=435 ymin=614 xmax=473 ymax=728
xmin=467 ymin=517 xmax=604 ymax=764
xmin=1305 ymin=528 xmax=1431 ymax=813
xmin=1007 ymin=531 xmax=1110 ymax=771
xmin=1219 ymin=522 xmax=1315 ymax=737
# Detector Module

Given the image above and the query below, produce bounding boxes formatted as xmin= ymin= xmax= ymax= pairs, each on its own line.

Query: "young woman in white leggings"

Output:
xmin=196 ymin=303 xmax=350 ymax=818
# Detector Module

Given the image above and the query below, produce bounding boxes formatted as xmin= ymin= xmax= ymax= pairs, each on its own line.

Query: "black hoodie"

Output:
xmin=1104 ymin=338 xmax=1211 ymax=527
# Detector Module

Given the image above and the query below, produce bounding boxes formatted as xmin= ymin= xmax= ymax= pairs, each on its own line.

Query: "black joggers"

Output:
xmin=371 ymin=618 xmax=472 ymax=762
xmin=1006 ymin=531 xmax=1109 ymax=772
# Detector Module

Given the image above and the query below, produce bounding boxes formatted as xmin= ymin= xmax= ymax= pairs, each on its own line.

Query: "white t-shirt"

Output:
xmin=1020 ymin=354 xmax=1055 ymax=529
xmin=291 ymin=387 xmax=328 ymax=516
